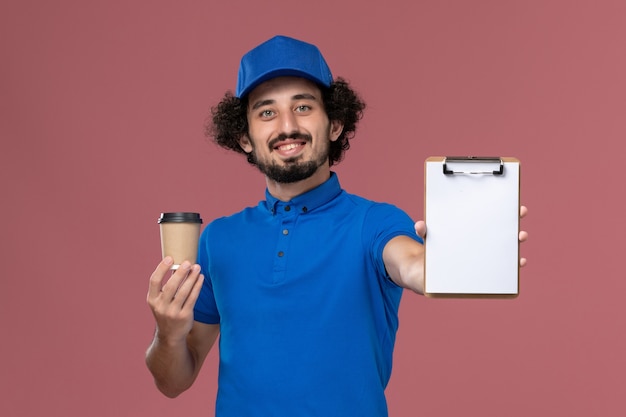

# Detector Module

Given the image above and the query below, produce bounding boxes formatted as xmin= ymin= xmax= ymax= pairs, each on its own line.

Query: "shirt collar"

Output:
xmin=263 ymin=172 xmax=342 ymax=215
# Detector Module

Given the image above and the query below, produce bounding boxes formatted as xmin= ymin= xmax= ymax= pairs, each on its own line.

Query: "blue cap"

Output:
xmin=235 ymin=35 xmax=333 ymax=98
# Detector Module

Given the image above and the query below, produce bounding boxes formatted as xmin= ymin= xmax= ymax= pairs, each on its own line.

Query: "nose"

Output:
xmin=278 ymin=110 xmax=298 ymax=134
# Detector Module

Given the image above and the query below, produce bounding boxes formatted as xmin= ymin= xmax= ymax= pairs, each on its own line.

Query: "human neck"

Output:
xmin=265 ymin=168 xmax=331 ymax=202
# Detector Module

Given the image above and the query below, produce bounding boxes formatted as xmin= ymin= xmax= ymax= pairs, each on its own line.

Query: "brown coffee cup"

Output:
xmin=158 ymin=212 xmax=203 ymax=270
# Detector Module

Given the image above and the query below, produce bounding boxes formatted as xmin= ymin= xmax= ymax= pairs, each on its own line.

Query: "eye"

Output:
xmin=295 ymin=105 xmax=311 ymax=112
xmin=259 ymin=109 xmax=275 ymax=118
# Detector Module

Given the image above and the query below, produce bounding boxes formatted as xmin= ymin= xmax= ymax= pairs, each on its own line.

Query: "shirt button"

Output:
xmin=302 ymin=206 xmax=308 ymax=213
xmin=282 ymin=229 xmax=289 ymax=235
xmin=278 ymin=251 xmax=284 ymax=257
xmin=284 ymin=205 xmax=291 ymax=212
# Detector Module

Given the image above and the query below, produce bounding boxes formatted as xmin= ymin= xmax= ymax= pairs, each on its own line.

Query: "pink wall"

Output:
xmin=1 ymin=1 xmax=624 ymax=416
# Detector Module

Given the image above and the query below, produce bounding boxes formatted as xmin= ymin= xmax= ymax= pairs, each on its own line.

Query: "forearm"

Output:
xmin=391 ymin=257 xmax=424 ymax=294
xmin=383 ymin=235 xmax=425 ymax=295
xmin=145 ymin=332 xmax=199 ymax=398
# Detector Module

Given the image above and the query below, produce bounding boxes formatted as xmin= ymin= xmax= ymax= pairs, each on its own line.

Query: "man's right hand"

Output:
xmin=146 ymin=257 xmax=204 ymax=344
xmin=145 ymin=257 xmax=218 ymax=398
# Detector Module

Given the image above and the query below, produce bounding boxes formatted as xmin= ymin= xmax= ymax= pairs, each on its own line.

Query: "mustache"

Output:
xmin=268 ymin=132 xmax=312 ymax=149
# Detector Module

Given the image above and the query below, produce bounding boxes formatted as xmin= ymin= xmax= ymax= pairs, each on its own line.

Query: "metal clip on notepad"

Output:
xmin=442 ymin=156 xmax=504 ymax=175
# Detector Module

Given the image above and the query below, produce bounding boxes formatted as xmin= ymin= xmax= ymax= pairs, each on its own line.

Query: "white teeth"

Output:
xmin=278 ymin=143 xmax=301 ymax=151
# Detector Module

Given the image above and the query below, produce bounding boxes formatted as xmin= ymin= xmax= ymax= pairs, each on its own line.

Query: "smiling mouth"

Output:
xmin=275 ymin=141 xmax=305 ymax=151
xmin=269 ymin=133 xmax=312 ymax=152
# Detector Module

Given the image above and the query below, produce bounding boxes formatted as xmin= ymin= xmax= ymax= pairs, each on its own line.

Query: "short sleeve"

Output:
xmin=193 ymin=224 xmax=221 ymax=324
xmin=364 ymin=203 xmax=423 ymax=283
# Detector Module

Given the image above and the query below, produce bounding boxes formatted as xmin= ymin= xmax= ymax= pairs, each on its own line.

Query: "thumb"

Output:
xmin=415 ymin=220 xmax=427 ymax=239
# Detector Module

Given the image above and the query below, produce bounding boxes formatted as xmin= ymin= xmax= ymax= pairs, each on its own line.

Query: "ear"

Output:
xmin=238 ymin=134 xmax=253 ymax=153
xmin=329 ymin=120 xmax=344 ymax=142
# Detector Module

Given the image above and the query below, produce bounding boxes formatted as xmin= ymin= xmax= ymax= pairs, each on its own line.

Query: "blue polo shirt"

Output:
xmin=194 ymin=172 xmax=422 ymax=417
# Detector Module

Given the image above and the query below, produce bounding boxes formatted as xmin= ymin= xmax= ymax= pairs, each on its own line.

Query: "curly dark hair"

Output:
xmin=205 ymin=77 xmax=366 ymax=166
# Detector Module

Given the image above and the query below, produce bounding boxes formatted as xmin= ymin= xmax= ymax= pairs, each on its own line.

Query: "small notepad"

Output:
xmin=424 ymin=157 xmax=521 ymax=297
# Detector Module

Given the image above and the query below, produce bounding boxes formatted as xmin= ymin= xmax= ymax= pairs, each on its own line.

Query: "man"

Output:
xmin=146 ymin=35 xmax=528 ymax=416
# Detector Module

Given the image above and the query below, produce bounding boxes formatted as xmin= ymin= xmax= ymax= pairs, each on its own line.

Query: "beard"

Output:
xmin=248 ymin=132 xmax=331 ymax=184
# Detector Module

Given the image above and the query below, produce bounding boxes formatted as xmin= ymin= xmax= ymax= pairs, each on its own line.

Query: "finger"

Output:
xmin=147 ymin=256 xmax=175 ymax=301
xmin=181 ymin=273 xmax=205 ymax=311
xmin=519 ymin=230 xmax=528 ymax=242
xmin=161 ymin=261 xmax=193 ymax=299
xmin=520 ymin=205 xmax=528 ymax=218
xmin=415 ymin=220 xmax=427 ymax=239
xmin=169 ymin=264 xmax=201 ymax=308
xmin=520 ymin=257 xmax=527 ymax=267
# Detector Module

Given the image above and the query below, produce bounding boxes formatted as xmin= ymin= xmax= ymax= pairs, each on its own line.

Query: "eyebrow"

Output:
xmin=250 ymin=93 xmax=319 ymax=110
